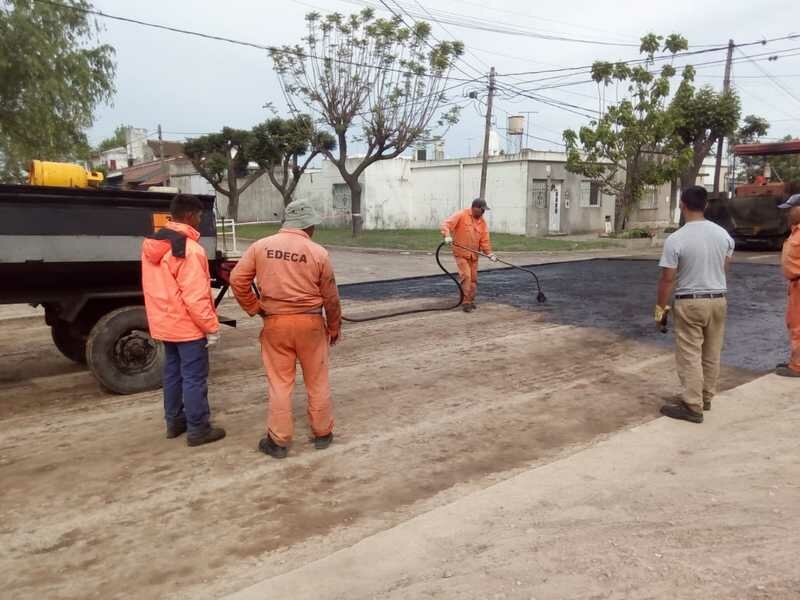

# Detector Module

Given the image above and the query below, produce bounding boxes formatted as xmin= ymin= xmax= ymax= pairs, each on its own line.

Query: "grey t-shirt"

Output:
xmin=659 ymin=220 xmax=735 ymax=295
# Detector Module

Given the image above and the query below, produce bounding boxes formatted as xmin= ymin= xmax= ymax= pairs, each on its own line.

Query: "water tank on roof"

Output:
xmin=507 ymin=115 xmax=525 ymax=135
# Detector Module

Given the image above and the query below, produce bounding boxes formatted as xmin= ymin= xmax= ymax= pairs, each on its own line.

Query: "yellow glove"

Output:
xmin=654 ymin=305 xmax=670 ymax=323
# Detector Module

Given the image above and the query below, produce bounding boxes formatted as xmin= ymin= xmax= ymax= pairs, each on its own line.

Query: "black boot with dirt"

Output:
xmin=314 ymin=433 xmax=333 ymax=450
xmin=775 ymin=365 xmax=800 ymax=377
xmin=258 ymin=434 xmax=288 ymax=459
xmin=186 ymin=426 xmax=226 ymax=447
xmin=166 ymin=417 xmax=187 ymax=439
xmin=660 ymin=402 xmax=704 ymax=423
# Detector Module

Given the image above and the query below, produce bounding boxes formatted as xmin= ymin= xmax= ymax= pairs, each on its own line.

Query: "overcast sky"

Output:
xmin=88 ymin=0 xmax=800 ymax=157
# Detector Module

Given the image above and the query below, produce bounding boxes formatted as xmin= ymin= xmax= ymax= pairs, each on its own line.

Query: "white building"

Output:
xmin=207 ymin=150 xmax=732 ymax=235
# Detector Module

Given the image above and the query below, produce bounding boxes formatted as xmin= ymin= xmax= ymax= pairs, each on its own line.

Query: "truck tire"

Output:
xmin=86 ymin=306 xmax=164 ymax=394
xmin=51 ymin=323 xmax=88 ymax=364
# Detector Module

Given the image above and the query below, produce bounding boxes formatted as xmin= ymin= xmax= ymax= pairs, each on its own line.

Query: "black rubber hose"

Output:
xmin=450 ymin=242 xmax=547 ymax=303
xmin=342 ymin=242 xmax=464 ymax=322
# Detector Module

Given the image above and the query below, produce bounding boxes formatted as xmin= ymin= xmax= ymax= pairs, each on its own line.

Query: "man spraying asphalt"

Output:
xmin=441 ymin=198 xmax=498 ymax=313
xmin=230 ymin=199 xmax=341 ymax=459
xmin=776 ymin=193 xmax=800 ymax=377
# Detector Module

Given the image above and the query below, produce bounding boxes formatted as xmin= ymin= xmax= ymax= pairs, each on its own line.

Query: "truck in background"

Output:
xmin=0 ymin=161 xmax=237 ymax=394
xmin=709 ymin=140 xmax=800 ymax=249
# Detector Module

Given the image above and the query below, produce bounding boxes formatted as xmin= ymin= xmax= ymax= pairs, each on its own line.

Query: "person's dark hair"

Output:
xmin=681 ymin=186 xmax=708 ymax=212
xmin=170 ymin=194 xmax=204 ymax=219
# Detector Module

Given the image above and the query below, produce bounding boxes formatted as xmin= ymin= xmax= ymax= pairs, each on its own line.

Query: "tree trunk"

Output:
xmin=669 ymin=178 xmax=679 ymax=226
xmin=679 ymin=164 xmax=702 ymax=194
xmin=616 ymin=170 xmax=634 ymax=232
xmin=226 ymin=158 xmax=239 ymax=222
xmin=346 ymin=178 xmax=363 ymax=236
xmin=227 ymin=194 xmax=239 ymax=222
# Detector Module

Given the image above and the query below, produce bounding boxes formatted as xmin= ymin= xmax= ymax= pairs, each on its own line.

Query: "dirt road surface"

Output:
xmin=230 ymin=373 xmax=800 ymax=600
xmin=0 ymin=258 xmax=787 ymax=599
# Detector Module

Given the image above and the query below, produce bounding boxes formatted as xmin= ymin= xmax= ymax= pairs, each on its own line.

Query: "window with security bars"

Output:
xmin=579 ymin=181 xmax=601 ymax=208
xmin=639 ymin=186 xmax=658 ymax=210
xmin=532 ymin=180 xmax=547 ymax=208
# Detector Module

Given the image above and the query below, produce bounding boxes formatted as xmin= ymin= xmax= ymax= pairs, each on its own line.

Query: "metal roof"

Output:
xmin=732 ymin=140 xmax=800 ymax=156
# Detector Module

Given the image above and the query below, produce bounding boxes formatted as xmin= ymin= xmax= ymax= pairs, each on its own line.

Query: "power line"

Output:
xmin=31 ymin=0 xmax=481 ymax=84
xmin=497 ymin=36 xmax=800 ymax=80
xmin=440 ymin=0 xmax=639 ymax=44
xmin=735 ymin=47 xmax=800 ymax=106
xmin=342 ymin=0 xmax=641 ymax=47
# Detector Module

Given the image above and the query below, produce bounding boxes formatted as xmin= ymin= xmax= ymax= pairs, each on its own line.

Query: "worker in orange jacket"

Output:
xmin=230 ymin=199 xmax=342 ymax=459
xmin=441 ymin=198 xmax=498 ymax=312
xmin=141 ymin=194 xmax=226 ymax=447
xmin=776 ymin=193 xmax=800 ymax=377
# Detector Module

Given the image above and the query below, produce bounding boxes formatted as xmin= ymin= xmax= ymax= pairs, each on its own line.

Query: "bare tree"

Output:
xmin=270 ymin=9 xmax=463 ymax=235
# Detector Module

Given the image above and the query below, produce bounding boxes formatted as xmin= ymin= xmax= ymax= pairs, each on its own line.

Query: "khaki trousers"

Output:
xmin=673 ymin=298 xmax=727 ymax=412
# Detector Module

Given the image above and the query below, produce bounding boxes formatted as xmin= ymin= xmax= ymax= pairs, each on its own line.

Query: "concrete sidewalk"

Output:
xmin=226 ymin=373 xmax=800 ymax=600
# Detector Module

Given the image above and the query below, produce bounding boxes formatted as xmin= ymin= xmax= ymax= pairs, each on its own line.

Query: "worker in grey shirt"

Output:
xmin=655 ymin=186 xmax=735 ymax=423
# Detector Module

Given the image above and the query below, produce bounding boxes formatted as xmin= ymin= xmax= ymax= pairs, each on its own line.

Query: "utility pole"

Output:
xmin=158 ymin=124 xmax=167 ymax=186
xmin=713 ymin=39 xmax=734 ymax=194
xmin=479 ymin=66 xmax=496 ymax=203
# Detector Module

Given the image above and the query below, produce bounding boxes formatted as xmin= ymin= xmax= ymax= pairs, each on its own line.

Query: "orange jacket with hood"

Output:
xmin=141 ymin=221 xmax=219 ymax=342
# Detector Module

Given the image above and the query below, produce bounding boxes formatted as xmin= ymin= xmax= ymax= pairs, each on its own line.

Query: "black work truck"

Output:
xmin=0 ymin=183 xmax=236 ymax=394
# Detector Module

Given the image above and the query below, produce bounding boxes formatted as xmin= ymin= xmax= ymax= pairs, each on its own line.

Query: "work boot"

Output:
xmin=775 ymin=365 xmax=800 ymax=377
xmin=166 ymin=417 xmax=187 ymax=439
xmin=314 ymin=433 xmax=333 ymax=450
xmin=660 ymin=402 xmax=703 ymax=423
xmin=186 ymin=425 xmax=226 ymax=447
xmin=258 ymin=435 xmax=288 ymax=459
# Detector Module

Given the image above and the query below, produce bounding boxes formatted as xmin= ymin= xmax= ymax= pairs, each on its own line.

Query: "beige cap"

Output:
xmin=282 ymin=199 xmax=322 ymax=229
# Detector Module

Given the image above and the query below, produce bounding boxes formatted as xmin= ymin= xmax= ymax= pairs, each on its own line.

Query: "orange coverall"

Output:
xmin=229 ymin=228 xmax=342 ymax=446
xmin=440 ymin=208 xmax=492 ymax=303
xmin=781 ymin=224 xmax=800 ymax=372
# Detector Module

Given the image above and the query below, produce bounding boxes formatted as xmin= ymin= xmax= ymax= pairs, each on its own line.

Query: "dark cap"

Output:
xmin=778 ymin=193 xmax=800 ymax=209
xmin=471 ymin=198 xmax=490 ymax=210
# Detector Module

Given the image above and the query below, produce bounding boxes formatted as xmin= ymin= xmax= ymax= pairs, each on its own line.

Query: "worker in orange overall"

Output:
xmin=230 ymin=199 xmax=342 ymax=459
xmin=776 ymin=193 xmax=800 ymax=377
xmin=441 ymin=198 xmax=498 ymax=313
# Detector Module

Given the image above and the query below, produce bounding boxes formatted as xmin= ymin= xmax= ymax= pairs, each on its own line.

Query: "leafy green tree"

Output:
xmin=270 ymin=9 xmax=464 ymax=235
xmin=0 ymin=0 xmax=115 ymax=181
xmin=668 ymin=66 xmax=740 ymax=190
xmin=96 ymin=124 xmax=130 ymax=153
xmin=730 ymin=115 xmax=771 ymax=182
xmin=662 ymin=66 xmax=740 ymax=221
xmin=184 ymin=128 xmax=265 ymax=222
xmin=766 ymin=135 xmax=800 ymax=183
xmin=248 ymin=115 xmax=336 ymax=207
xmin=564 ymin=34 xmax=690 ymax=231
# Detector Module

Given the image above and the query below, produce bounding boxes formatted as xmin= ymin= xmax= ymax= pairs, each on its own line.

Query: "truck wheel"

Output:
xmin=86 ymin=306 xmax=164 ymax=394
xmin=51 ymin=323 xmax=88 ymax=364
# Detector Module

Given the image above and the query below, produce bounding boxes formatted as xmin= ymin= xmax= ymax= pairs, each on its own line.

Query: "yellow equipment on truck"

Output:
xmin=28 ymin=159 xmax=104 ymax=188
